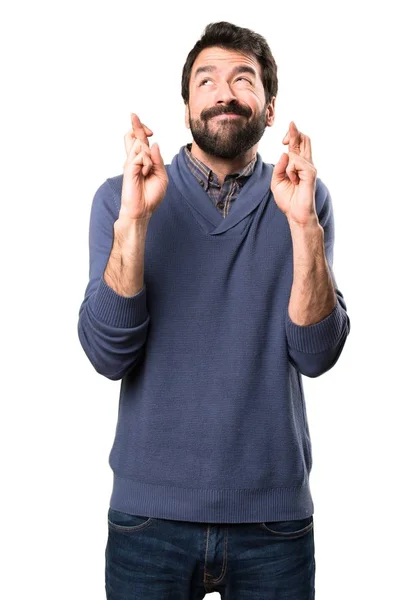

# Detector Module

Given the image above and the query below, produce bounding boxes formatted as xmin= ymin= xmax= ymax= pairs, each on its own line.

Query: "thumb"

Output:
xmin=272 ymin=152 xmax=289 ymax=183
xmin=150 ymin=142 xmax=166 ymax=174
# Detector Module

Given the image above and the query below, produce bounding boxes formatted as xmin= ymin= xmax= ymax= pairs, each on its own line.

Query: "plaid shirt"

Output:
xmin=183 ymin=143 xmax=257 ymax=218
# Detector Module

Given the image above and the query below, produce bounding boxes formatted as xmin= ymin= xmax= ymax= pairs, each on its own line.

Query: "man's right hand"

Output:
xmin=120 ymin=113 xmax=169 ymax=222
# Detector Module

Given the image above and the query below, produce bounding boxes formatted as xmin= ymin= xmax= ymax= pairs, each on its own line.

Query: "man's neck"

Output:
xmin=189 ymin=141 xmax=258 ymax=185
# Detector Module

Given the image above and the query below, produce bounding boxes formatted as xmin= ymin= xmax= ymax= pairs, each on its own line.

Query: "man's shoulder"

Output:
xmin=106 ymin=173 xmax=124 ymax=195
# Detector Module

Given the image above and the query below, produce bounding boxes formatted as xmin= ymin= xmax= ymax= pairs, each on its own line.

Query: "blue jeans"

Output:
xmin=105 ymin=507 xmax=315 ymax=599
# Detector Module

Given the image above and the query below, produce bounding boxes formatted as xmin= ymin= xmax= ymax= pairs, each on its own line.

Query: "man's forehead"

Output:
xmin=192 ymin=47 xmax=262 ymax=77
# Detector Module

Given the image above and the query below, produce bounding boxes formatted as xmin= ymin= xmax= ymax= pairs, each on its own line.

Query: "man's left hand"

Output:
xmin=271 ymin=121 xmax=318 ymax=226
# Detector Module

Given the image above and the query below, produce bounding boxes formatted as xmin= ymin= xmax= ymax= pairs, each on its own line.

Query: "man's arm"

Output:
xmin=287 ymin=216 xmax=337 ymax=326
xmin=285 ymin=180 xmax=351 ymax=377
xmin=77 ymin=179 xmax=150 ymax=381
xmin=104 ymin=216 xmax=149 ymax=297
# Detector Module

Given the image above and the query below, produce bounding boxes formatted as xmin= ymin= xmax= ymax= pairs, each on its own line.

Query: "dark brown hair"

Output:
xmin=181 ymin=21 xmax=278 ymax=105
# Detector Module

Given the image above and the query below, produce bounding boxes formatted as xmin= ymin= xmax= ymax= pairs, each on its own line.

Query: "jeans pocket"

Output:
xmin=258 ymin=515 xmax=313 ymax=539
xmin=107 ymin=508 xmax=155 ymax=532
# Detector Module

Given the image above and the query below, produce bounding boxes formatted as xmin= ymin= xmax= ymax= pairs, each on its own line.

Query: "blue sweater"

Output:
xmin=77 ymin=145 xmax=350 ymax=523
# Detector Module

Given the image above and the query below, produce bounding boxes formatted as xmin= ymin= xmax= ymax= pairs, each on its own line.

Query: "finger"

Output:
xmin=271 ymin=152 xmax=289 ymax=185
xmin=141 ymin=125 xmax=153 ymax=136
xmin=124 ymin=132 xmax=151 ymax=157
xmin=141 ymin=160 xmax=153 ymax=177
xmin=124 ymin=130 xmax=136 ymax=155
xmin=282 ymin=121 xmax=297 ymax=144
xmin=131 ymin=113 xmax=152 ymax=145
xmin=125 ymin=125 xmax=153 ymax=148
xmin=124 ymin=137 xmax=151 ymax=168
xmin=132 ymin=137 xmax=152 ymax=156
xmin=287 ymin=121 xmax=302 ymax=154
xmin=126 ymin=129 xmax=153 ymax=156
xmin=127 ymin=136 xmax=152 ymax=161
xmin=150 ymin=142 xmax=167 ymax=176
xmin=287 ymin=150 xmax=316 ymax=178
xmin=289 ymin=123 xmax=314 ymax=164
xmin=132 ymin=149 xmax=153 ymax=176
xmin=286 ymin=156 xmax=300 ymax=185
xmin=130 ymin=113 xmax=153 ymax=136
xmin=301 ymin=135 xmax=313 ymax=164
xmin=282 ymin=122 xmax=302 ymax=158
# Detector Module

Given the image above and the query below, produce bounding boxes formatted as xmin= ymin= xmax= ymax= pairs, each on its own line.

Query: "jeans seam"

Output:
xmin=259 ymin=520 xmax=313 ymax=537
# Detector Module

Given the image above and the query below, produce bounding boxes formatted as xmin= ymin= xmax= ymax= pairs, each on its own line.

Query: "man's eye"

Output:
xmin=199 ymin=77 xmax=251 ymax=86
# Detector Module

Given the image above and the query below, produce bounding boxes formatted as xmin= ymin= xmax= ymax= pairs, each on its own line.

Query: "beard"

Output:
xmin=188 ymin=102 xmax=267 ymax=159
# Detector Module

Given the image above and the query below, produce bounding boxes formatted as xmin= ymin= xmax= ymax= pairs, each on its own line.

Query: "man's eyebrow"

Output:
xmin=193 ymin=65 xmax=257 ymax=79
xmin=193 ymin=65 xmax=216 ymax=78
xmin=231 ymin=65 xmax=257 ymax=78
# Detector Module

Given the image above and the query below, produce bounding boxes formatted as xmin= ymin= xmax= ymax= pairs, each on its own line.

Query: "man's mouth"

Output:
xmin=211 ymin=113 xmax=243 ymax=120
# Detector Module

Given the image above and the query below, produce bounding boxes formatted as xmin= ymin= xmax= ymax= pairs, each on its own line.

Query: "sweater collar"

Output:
xmin=183 ymin=143 xmax=257 ymax=191
xmin=168 ymin=146 xmax=275 ymax=236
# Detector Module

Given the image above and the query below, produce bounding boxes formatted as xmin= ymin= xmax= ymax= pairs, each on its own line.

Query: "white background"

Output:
xmin=1 ymin=1 xmax=399 ymax=598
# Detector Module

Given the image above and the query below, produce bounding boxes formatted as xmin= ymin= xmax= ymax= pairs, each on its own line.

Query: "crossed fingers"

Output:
xmin=124 ymin=113 xmax=154 ymax=176
xmin=282 ymin=121 xmax=313 ymax=165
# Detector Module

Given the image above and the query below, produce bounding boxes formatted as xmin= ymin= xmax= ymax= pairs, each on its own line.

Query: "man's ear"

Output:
xmin=265 ymin=96 xmax=276 ymax=127
xmin=185 ymin=104 xmax=190 ymax=128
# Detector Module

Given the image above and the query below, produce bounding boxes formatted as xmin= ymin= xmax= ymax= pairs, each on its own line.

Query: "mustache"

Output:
xmin=201 ymin=103 xmax=252 ymax=121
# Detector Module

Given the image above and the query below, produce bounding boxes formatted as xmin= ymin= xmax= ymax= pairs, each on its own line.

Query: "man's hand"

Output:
xmin=271 ymin=121 xmax=318 ymax=227
xmin=119 ymin=113 xmax=169 ymax=222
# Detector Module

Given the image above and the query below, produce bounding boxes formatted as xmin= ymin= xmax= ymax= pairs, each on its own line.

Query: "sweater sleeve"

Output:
xmin=77 ymin=179 xmax=150 ymax=380
xmin=285 ymin=179 xmax=351 ymax=378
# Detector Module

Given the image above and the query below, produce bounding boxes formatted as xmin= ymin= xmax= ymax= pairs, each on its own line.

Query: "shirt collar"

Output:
xmin=184 ymin=143 xmax=257 ymax=191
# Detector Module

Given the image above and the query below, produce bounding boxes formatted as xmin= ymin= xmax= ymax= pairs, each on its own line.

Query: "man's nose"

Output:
xmin=214 ymin=81 xmax=237 ymax=105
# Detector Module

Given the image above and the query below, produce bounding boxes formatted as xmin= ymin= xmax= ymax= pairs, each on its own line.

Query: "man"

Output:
xmin=78 ymin=21 xmax=350 ymax=599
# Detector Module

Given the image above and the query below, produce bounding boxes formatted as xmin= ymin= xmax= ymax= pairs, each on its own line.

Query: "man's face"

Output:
xmin=185 ymin=46 xmax=275 ymax=159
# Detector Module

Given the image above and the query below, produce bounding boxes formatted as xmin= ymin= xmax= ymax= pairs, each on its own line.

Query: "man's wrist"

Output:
xmin=114 ymin=216 xmax=150 ymax=246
